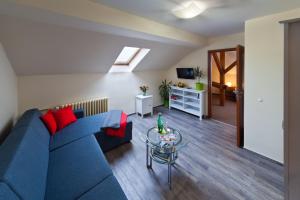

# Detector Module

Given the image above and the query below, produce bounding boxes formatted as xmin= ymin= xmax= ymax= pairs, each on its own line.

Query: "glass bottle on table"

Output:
xmin=157 ymin=113 xmax=164 ymax=134
xmin=164 ymin=121 xmax=170 ymax=134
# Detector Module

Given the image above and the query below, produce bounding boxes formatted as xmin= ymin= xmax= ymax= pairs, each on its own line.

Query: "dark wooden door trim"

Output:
xmin=207 ymin=46 xmax=244 ymax=147
xmin=207 ymin=51 xmax=212 ymax=118
xmin=236 ymin=45 xmax=244 ymax=147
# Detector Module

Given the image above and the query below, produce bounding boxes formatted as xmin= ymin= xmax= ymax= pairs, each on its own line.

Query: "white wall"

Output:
xmin=165 ymin=32 xmax=244 ymax=114
xmin=17 ymin=33 xmax=244 ymax=117
xmin=166 ymin=32 xmax=244 ymax=88
xmin=18 ymin=70 xmax=165 ymax=115
xmin=244 ymin=8 xmax=300 ymax=163
xmin=285 ymin=20 xmax=300 ymax=200
xmin=0 ymin=42 xmax=17 ymax=142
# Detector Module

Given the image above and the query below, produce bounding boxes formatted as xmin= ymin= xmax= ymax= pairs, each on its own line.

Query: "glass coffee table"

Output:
xmin=145 ymin=127 xmax=186 ymax=189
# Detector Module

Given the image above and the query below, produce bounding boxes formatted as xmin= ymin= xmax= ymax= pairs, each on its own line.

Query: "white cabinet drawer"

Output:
xmin=142 ymin=102 xmax=152 ymax=114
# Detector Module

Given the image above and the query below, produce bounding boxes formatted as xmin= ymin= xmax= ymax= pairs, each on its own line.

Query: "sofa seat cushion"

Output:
xmin=77 ymin=175 xmax=127 ymax=200
xmin=45 ymin=135 xmax=112 ymax=200
xmin=49 ymin=114 xmax=106 ymax=151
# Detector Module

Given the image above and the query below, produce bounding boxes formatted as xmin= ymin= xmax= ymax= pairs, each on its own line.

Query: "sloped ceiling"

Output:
xmin=0 ymin=0 xmax=206 ymax=47
xmin=98 ymin=0 xmax=300 ymax=36
xmin=0 ymin=15 xmax=196 ymax=75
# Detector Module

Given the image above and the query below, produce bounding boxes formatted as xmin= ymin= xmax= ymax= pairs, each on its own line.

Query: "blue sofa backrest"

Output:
xmin=0 ymin=109 xmax=50 ymax=200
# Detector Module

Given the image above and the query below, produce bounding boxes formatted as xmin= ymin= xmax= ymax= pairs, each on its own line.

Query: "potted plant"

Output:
xmin=159 ymin=80 xmax=172 ymax=107
xmin=194 ymin=67 xmax=204 ymax=91
xmin=140 ymin=85 xmax=149 ymax=96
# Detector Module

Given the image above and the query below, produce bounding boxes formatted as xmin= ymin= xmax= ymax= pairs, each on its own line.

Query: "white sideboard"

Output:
xmin=169 ymin=86 xmax=205 ymax=120
xmin=136 ymin=94 xmax=153 ymax=118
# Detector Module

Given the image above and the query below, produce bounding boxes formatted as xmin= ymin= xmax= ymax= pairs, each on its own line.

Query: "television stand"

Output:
xmin=169 ymin=86 xmax=205 ymax=120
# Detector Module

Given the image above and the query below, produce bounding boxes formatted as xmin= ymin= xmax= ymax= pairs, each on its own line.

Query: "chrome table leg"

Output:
xmin=168 ymin=163 xmax=172 ymax=190
xmin=146 ymin=141 xmax=149 ymax=168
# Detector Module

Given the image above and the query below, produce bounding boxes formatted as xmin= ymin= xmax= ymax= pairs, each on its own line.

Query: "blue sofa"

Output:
xmin=0 ymin=109 xmax=131 ymax=200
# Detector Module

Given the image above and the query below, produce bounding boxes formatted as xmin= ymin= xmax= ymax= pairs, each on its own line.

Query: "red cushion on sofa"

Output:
xmin=40 ymin=110 xmax=57 ymax=135
xmin=53 ymin=106 xmax=77 ymax=130
xmin=106 ymin=112 xmax=127 ymax=138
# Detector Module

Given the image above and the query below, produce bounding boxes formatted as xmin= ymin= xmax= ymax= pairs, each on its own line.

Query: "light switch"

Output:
xmin=257 ymin=98 xmax=263 ymax=103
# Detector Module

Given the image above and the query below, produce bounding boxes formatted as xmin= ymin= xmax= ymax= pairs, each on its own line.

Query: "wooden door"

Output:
xmin=207 ymin=46 xmax=244 ymax=147
xmin=235 ymin=45 xmax=244 ymax=147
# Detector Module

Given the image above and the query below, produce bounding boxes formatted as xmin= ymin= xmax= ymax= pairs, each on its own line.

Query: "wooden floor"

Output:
xmin=105 ymin=107 xmax=284 ymax=200
xmin=212 ymin=95 xmax=236 ymax=126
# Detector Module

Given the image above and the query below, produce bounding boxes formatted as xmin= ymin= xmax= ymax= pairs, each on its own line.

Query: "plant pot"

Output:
xmin=195 ymin=82 xmax=204 ymax=91
xmin=163 ymin=99 xmax=169 ymax=107
xmin=143 ymin=92 xmax=147 ymax=96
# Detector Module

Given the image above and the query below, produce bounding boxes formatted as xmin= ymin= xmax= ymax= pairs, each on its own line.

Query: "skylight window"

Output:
xmin=114 ymin=47 xmax=140 ymax=66
xmin=109 ymin=46 xmax=150 ymax=73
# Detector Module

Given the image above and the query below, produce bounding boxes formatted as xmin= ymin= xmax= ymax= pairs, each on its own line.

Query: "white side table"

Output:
xmin=136 ymin=95 xmax=153 ymax=118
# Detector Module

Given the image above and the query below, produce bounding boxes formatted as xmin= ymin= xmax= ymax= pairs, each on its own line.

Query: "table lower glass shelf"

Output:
xmin=144 ymin=126 xmax=189 ymax=189
xmin=150 ymin=146 xmax=178 ymax=164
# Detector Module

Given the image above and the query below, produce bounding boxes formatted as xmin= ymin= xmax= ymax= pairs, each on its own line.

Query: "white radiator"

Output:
xmin=58 ymin=98 xmax=108 ymax=116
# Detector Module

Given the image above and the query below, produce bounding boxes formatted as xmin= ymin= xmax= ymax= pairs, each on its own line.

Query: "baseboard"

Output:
xmin=243 ymin=148 xmax=283 ymax=166
xmin=154 ymin=104 xmax=164 ymax=108
xmin=127 ymin=104 xmax=164 ymax=116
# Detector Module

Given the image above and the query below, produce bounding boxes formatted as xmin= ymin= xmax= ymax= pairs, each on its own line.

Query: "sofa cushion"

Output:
xmin=13 ymin=108 xmax=37 ymax=129
xmin=49 ymin=113 xmax=106 ymax=151
xmin=0 ymin=182 xmax=20 ymax=200
xmin=74 ymin=108 xmax=85 ymax=119
xmin=45 ymin=135 xmax=113 ymax=200
xmin=50 ymin=113 xmax=133 ymax=152
xmin=77 ymin=175 xmax=127 ymax=200
xmin=14 ymin=109 xmax=50 ymax=146
xmin=53 ymin=106 xmax=77 ymax=130
xmin=41 ymin=110 xmax=57 ymax=135
xmin=0 ymin=109 xmax=49 ymax=200
xmin=106 ymin=112 xmax=127 ymax=138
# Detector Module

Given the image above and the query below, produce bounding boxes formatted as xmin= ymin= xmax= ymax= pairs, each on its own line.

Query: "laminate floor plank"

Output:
xmin=105 ymin=107 xmax=284 ymax=200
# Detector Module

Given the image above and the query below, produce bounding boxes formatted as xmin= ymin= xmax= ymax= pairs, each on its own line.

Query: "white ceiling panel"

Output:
xmin=0 ymin=15 xmax=195 ymax=75
xmin=97 ymin=0 xmax=300 ymax=36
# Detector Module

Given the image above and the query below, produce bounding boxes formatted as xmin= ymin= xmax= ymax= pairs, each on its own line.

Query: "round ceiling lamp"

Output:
xmin=172 ymin=1 xmax=207 ymax=19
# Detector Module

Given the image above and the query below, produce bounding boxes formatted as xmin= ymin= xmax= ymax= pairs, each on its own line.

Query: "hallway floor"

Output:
xmin=212 ymin=94 xmax=236 ymax=126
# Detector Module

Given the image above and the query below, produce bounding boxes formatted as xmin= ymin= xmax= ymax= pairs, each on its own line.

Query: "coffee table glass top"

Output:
xmin=146 ymin=127 xmax=182 ymax=149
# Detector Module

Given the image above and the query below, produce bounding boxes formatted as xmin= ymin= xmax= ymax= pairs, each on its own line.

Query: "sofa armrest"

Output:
xmin=125 ymin=120 xmax=133 ymax=141
xmin=74 ymin=109 xmax=85 ymax=119
xmin=95 ymin=120 xmax=132 ymax=152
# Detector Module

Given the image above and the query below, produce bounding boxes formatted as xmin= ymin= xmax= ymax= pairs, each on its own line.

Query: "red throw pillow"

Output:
xmin=40 ymin=110 xmax=57 ymax=135
xmin=53 ymin=106 xmax=77 ymax=130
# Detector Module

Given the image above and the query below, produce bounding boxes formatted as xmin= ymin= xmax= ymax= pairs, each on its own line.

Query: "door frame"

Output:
xmin=207 ymin=45 xmax=244 ymax=147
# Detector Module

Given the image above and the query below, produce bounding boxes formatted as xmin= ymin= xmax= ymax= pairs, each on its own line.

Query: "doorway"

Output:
xmin=207 ymin=46 xmax=244 ymax=147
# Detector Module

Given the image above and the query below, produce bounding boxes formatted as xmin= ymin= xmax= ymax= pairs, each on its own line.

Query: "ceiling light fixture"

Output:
xmin=172 ymin=1 xmax=207 ymax=19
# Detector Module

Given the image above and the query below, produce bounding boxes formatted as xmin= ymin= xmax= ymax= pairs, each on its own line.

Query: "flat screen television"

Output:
xmin=176 ymin=68 xmax=195 ymax=79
